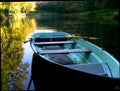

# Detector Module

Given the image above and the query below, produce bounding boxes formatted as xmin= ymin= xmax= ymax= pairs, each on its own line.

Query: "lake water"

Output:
xmin=1 ymin=13 xmax=120 ymax=90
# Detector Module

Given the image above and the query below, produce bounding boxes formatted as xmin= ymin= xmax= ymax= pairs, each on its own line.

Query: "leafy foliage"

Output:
xmin=36 ymin=1 xmax=119 ymax=13
xmin=0 ymin=2 xmax=36 ymax=17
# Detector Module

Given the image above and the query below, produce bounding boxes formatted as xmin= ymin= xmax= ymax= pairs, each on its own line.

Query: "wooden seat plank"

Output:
xmin=34 ymin=41 xmax=76 ymax=45
xmin=39 ymin=49 xmax=91 ymax=54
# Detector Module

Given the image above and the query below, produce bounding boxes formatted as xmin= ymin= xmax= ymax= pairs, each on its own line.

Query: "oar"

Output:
xmin=82 ymin=36 xmax=101 ymax=40
xmin=24 ymin=38 xmax=32 ymax=43
xmin=65 ymin=35 xmax=100 ymax=40
xmin=65 ymin=35 xmax=81 ymax=38
xmin=24 ymin=36 xmax=41 ymax=43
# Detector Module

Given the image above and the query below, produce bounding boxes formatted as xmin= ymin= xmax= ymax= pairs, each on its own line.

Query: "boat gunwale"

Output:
xmin=30 ymin=32 xmax=120 ymax=78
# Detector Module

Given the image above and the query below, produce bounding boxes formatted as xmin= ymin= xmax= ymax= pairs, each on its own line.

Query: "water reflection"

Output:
xmin=35 ymin=13 xmax=119 ymax=61
xmin=6 ymin=62 xmax=29 ymax=90
xmin=1 ymin=13 xmax=119 ymax=90
xmin=1 ymin=16 xmax=36 ymax=90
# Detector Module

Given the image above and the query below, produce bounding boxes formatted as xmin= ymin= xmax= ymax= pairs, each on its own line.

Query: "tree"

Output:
xmin=0 ymin=2 xmax=36 ymax=17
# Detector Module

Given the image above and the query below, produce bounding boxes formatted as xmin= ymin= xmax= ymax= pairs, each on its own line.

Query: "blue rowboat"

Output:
xmin=26 ymin=31 xmax=120 ymax=90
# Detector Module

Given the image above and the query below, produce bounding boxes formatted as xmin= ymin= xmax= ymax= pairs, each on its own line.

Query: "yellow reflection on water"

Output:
xmin=1 ymin=16 xmax=36 ymax=90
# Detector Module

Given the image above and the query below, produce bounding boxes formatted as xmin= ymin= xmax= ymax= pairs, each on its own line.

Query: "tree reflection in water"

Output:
xmin=6 ymin=62 xmax=30 ymax=90
xmin=1 ymin=15 xmax=36 ymax=90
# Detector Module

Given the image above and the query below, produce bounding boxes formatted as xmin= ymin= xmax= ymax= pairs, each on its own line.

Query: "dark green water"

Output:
xmin=1 ymin=13 xmax=119 ymax=90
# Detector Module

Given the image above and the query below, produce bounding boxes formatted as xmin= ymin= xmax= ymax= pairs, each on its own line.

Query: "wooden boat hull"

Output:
xmin=32 ymin=53 xmax=120 ymax=90
xmin=28 ymin=32 xmax=120 ymax=90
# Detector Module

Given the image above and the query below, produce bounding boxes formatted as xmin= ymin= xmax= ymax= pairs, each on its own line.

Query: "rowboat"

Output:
xmin=26 ymin=31 xmax=120 ymax=90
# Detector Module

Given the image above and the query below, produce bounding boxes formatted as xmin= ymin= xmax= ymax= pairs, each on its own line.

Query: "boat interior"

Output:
xmin=33 ymin=37 xmax=112 ymax=77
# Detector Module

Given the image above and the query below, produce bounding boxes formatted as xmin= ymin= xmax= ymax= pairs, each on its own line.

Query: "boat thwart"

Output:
xmin=25 ymin=31 xmax=120 ymax=90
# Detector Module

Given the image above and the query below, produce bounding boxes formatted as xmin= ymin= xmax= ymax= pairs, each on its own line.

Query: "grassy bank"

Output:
xmin=27 ymin=9 xmax=118 ymax=25
xmin=78 ymin=9 xmax=118 ymax=25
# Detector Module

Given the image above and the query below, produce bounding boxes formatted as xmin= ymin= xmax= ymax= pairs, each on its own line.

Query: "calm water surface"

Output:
xmin=1 ymin=13 xmax=120 ymax=90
